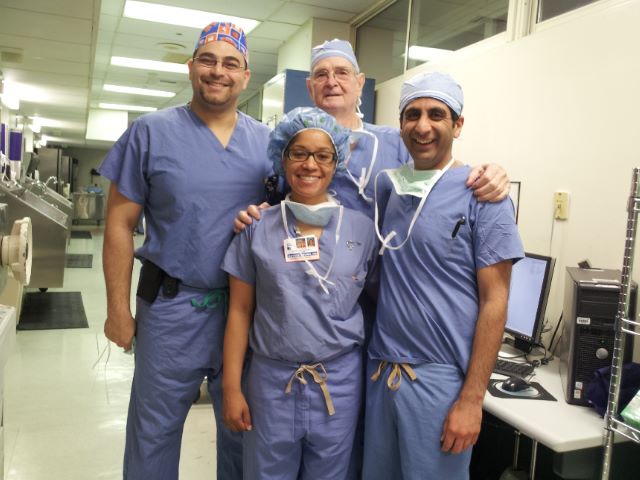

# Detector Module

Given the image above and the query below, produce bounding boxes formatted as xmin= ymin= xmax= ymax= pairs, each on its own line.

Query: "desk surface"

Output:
xmin=483 ymin=358 xmax=607 ymax=453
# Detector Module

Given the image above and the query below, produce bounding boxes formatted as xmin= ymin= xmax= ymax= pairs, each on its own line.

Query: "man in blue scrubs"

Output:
xmin=363 ymin=72 xmax=524 ymax=479
xmin=98 ymin=22 xmax=271 ymax=480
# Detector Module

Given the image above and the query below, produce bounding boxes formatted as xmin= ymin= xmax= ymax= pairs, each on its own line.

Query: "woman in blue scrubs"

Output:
xmin=221 ymin=107 xmax=378 ymax=480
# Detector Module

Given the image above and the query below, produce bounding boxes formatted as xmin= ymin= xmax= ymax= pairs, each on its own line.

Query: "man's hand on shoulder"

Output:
xmin=466 ymin=163 xmax=510 ymax=202
xmin=233 ymin=202 xmax=270 ymax=233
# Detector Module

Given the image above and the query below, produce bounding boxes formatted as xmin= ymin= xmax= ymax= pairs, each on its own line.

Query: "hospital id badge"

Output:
xmin=284 ymin=235 xmax=320 ymax=262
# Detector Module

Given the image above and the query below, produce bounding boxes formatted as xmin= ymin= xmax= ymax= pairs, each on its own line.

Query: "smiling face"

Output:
xmin=283 ymin=129 xmax=337 ymax=205
xmin=306 ymin=56 xmax=365 ymax=119
xmin=188 ymin=40 xmax=250 ymax=113
xmin=400 ymin=97 xmax=464 ymax=170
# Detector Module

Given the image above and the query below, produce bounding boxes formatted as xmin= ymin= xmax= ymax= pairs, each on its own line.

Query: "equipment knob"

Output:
xmin=596 ymin=348 xmax=609 ymax=360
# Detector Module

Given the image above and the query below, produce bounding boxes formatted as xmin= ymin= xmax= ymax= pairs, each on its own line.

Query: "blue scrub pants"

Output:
xmin=362 ymin=360 xmax=470 ymax=480
xmin=123 ymin=285 xmax=242 ymax=480
xmin=243 ymin=349 xmax=362 ymax=480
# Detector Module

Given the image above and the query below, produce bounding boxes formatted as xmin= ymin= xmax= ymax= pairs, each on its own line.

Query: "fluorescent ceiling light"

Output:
xmin=99 ymin=103 xmax=157 ymax=112
xmin=1 ymin=93 xmax=19 ymax=110
xmin=29 ymin=117 xmax=82 ymax=131
xmin=111 ymin=56 xmax=188 ymax=74
xmin=104 ymin=84 xmax=175 ymax=98
xmin=124 ymin=0 xmax=259 ymax=33
xmin=1 ymin=80 xmax=20 ymax=109
xmin=407 ymin=46 xmax=453 ymax=62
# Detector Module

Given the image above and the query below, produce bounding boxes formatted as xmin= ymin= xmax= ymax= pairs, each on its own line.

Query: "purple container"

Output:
xmin=0 ymin=123 xmax=5 ymax=154
xmin=8 ymin=130 xmax=22 ymax=161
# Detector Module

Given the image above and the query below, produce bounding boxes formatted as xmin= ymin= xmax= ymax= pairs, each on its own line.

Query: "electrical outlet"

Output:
xmin=554 ymin=191 xmax=569 ymax=220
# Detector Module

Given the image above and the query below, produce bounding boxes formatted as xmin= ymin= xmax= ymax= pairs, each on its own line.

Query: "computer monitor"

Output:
xmin=504 ymin=252 xmax=555 ymax=353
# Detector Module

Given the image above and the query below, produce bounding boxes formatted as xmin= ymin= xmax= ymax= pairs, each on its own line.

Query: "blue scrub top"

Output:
xmin=330 ymin=122 xmax=410 ymax=220
xmin=222 ymin=205 xmax=379 ymax=363
xmin=368 ymin=165 xmax=524 ymax=373
xmin=99 ymin=105 xmax=271 ymax=289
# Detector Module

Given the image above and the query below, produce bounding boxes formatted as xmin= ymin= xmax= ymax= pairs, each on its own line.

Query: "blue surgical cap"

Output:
xmin=399 ymin=72 xmax=464 ymax=117
xmin=310 ymin=39 xmax=360 ymax=73
xmin=268 ymin=107 xmax=351 ymax=176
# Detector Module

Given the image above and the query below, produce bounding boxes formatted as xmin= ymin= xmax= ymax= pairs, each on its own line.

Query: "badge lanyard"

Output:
xmin=373 ymin=158 xmax=455 ymax=255
xmin=280 ymin=202 xmax=344 ymax=294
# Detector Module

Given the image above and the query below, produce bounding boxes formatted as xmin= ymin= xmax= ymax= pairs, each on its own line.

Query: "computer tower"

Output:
xmin=558 ymin=267 xmax=637 ymax=406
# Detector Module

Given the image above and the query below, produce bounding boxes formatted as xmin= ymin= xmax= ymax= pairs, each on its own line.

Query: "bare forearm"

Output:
xmin=103 ymin=223 xmax=135 ymax=316
xmin=459 ymin=300 xmax=507 ymax=404
xmin=223 ymin=278 xmax=255 ymax=393
xmin=460 ymin=262 xmax=511 ymax=404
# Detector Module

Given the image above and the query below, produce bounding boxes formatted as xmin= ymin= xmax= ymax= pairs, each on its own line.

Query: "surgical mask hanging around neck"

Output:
xmin=372 ymin=158 xmax=455 ymax=255
xmin=386 ymin=164 xmax=441 ymax=197
xmin=346 ymin=128 xmax=379 ymax=203
xmin=283 ymin=194 xmax=340 ymax=227
xmin=356 ymin=96 xmax=364 ymax=119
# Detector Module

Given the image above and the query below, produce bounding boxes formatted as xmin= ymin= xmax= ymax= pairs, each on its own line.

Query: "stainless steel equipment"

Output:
xmin=22 ymin=176 xmax=73 ymax=218
xmin=0 ymin=181 xmax=68 ymax=289
xmin=37 ymin=147 xmax=74 ymax=195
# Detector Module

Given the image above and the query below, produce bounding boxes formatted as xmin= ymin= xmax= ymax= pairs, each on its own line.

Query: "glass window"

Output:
xmin=355 ymin=0 xmax=409 ymax=84
xmin=538 ymin=0 xmax=600 ymax=22
xmin=406 ymin=0 xmax=509 ymax=70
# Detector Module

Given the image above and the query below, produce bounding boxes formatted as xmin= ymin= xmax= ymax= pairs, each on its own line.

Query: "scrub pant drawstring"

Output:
xmin=191 ymin=287 xmax=229 ymax=315
xmin=285 ymin=363 xmax=336 ymax=416
xmin=371 ymin=361 xmax=417 ymax=391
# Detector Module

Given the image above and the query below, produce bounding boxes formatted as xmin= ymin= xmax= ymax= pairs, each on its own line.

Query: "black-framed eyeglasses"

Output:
xmin=193 ymin=55 xmax=245 ymax=72
xmin=286 ymin=148 xmax=336 ymax=165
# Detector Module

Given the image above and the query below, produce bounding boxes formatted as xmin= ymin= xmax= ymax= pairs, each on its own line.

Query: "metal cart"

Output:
xmin=601 ymin=168 xmax=640 ymax=478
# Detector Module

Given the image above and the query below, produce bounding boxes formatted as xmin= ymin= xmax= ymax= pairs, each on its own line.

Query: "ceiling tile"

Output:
xmin=0 ymin=0 xmax=95 ymax=19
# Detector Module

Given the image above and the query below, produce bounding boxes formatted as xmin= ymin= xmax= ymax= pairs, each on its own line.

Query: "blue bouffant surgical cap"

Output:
xmin=310 ymin=39 xmax=360 ymax=73
xmin=268 ymin=107 xmax=351 ymax=176
xmin=399 ymin=72 xmax=464 ymax=117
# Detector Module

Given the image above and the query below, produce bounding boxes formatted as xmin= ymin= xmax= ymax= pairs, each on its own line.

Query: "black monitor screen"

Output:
xmin=505 ymin=253 xmax=555 ymax=347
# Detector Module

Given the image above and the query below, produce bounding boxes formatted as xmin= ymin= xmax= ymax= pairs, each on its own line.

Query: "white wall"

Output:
xmin=311 ymin=18 xmax=353 ymax=50
xmin=277 ymin=18 xmax=352 ymax=73
xmin=374 ymin=0 xmax=640 ymax=351
xmin=277 ymin=19 xmax=313 ymax=72
xmin=63 ymin=146 xmax=109 ymax=193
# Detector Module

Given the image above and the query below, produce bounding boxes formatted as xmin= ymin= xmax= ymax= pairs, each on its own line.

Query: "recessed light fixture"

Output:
xmin=104 ymin=84 xmax=175 ymax=98
xmin=124 ymin=0 xmax=260 ymax=33
xmin=99 ymin=103 xmax=158 ymax=112
xmin=111 ymin=56 xmax=189 ymax=74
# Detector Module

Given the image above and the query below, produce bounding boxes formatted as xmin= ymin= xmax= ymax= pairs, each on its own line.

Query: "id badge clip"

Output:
xmin=284 ymin=235 xmax=320 ymax=262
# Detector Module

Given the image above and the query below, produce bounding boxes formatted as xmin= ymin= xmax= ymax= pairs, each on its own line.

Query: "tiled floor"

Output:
xmin=3 ymin=227 xmax=217 ymax=479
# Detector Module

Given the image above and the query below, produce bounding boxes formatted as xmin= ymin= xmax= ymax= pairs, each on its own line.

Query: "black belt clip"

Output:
xmin=162 ymin=275 xmax=179 ymax=299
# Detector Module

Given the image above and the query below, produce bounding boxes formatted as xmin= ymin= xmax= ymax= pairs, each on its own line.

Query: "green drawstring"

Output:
xmin=191 ymin=288 xmax=229 ymax=316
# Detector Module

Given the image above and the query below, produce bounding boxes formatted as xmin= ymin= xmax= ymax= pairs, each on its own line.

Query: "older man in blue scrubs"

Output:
xmin=363 ymin=72 xmax=524 ymax=479
xmin=98 ymin=22 xmax=271 ymax=480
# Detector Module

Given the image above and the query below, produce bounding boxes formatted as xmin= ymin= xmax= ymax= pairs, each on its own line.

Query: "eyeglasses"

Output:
xmin=193 ymin=55 xmax=244 ymax=72
xmin=286 ymin=148 xmax=336 ymax=165
xmin=310 ymin=67 xmax=355 ymax=83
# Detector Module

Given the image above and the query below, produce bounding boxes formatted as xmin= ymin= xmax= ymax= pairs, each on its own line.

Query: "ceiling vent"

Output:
xmin=163 ymin=52 xmax=191 ymax=65
xmin=0 ymin=49 xmax=23 ymax=64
